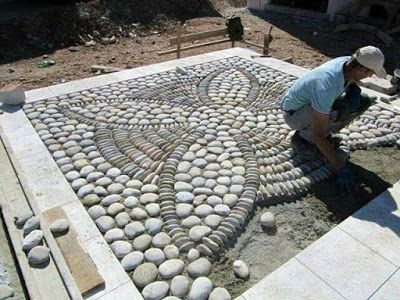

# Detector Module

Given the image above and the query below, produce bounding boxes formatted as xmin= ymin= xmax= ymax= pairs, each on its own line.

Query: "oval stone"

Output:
xmin=132 ymin=262 xmax=158 ymax=288
xmin=158 ymin=259 xmax=185 ymax=279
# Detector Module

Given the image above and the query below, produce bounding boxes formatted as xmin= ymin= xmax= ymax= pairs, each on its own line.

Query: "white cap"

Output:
xmin=352 ymin=46 xmax=386 ymax=78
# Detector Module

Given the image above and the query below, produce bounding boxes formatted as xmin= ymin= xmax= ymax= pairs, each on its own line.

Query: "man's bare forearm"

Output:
xmin=314 ymin=137 xmax=344 ymax=172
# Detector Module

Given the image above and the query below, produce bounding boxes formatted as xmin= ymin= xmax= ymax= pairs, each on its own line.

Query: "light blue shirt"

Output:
xmin=281 ymin=56 xmax=350 ymax=114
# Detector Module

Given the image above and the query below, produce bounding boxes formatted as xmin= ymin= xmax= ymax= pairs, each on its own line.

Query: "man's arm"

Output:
xmin=312 ymin=109 xmax=344 ymax=172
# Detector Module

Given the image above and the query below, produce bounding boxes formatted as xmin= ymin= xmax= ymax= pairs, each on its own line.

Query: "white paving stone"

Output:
xmin=240 ymin=258 xmax=344 ymax=300
xmin=296 ymin=227 xmax=397 ymax=299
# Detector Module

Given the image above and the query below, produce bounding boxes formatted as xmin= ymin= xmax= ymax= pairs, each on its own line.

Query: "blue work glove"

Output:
xmin=336 ymin=165 xmax=353 ymax=194
xmin=346 ymin=83 xmax=362 ymax=111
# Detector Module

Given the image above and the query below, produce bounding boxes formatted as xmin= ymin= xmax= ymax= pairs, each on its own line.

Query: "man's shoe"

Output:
xmin=291 ymin=131 xmax=310 ymax=151
xmin=327 ymin=134 xmax=342 ymax=149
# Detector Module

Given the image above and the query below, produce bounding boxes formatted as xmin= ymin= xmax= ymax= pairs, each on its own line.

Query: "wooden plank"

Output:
xmin=176 ymin=21 xmax=182 ymax=59
xmin=43 ymin=207 xmax=104 ymax=297
xmin=242 ymin=40 xmax=267 ymax=50
xmin=263 ymin=26 xmax=273 ymax=55
xmin=159 ymin=38 xmax=231 ymax=56
xmin=91 ymin=65 xmax=124 ymax=73
xmin=169 ymin=28 xmax=228 ymax=46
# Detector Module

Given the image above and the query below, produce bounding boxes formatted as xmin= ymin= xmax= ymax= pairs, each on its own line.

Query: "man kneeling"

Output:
xmin=281 ymin=46 xmax=386 ymax=193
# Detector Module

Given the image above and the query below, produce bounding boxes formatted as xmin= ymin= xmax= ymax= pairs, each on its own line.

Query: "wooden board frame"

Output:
xmin=43 ymin=207 xmax=104 ymax=297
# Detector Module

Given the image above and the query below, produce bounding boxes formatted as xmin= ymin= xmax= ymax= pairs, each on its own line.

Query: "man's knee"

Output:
xmin=283 ymin=105 xmax=313 ymax=131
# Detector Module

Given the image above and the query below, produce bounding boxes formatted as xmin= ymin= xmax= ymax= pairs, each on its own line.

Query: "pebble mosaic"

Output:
xmin=23 ymin=57 xmax=400 ymax=299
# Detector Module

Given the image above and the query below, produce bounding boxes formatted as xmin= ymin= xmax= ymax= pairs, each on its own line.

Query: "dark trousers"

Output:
xmin=283 ymin=91 xmax=371 ymax=143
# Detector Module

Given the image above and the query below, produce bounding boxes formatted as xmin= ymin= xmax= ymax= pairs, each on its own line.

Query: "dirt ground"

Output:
xmin=1 ymin=1 xmax=399 ymax=298
xmin=210 ymin=147 xmax=400 ymax=298
xmin=0 ymin=2 xmax=399 ymax=90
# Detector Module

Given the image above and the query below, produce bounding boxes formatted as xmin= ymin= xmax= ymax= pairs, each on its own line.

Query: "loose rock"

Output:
xmin=233 ymin=260 xmax=250 ymax=279
xmin=22 ymin=230 xmax=43 ymax=251
xmin=23 ymin=216 xmax=40 ymax=235
xmin=260 ymin=212 xmax=276 ymax=229
xmin=49 ymin=219 xmax=69 ymax=234
xmin=28 ymin=246 xmax=50 ymax=265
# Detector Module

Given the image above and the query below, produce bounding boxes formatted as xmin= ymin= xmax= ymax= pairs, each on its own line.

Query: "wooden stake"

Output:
xmin=176 ymin=21 xmax=182 ymax=59
xmin=263 ymin=26 xmax=273 ymax=55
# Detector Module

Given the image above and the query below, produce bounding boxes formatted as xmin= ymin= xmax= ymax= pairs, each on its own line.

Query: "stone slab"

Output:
xmin=296 ymin=227 xmax=398 ymax=299
xmin=370 ymin=268 xmax=400 ymax=299
xmin=360 ymin=76 xmax=397 ymax=95
xmin=339 ymin=182 xmax=400 ymax=266
xmin=24 ymin=86 xmax=56 ymax=103
xmin=239 ymin=258 xmax=344 ymax=300
xmin=82 ymin=236 xmax=135 ymax=299
xmin=94 ymin=281 xmax=143 ymax=300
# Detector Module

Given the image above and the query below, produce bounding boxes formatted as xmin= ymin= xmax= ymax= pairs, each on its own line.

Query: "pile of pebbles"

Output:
xmin=15 ymin=213 xmax=51 ymax=266
xmin=23 ymin=57 xmax=400 ymax=299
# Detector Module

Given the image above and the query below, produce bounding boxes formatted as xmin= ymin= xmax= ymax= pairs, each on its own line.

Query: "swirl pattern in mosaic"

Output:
xmin=23 ymin=57 xmax=400 ymax=299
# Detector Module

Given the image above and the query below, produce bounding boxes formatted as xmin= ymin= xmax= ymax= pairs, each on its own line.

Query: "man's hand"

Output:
xmin=312 ymin=110 xmax=345 ymax=171
xmin=336 ymin=165 xmax=353 ymax=193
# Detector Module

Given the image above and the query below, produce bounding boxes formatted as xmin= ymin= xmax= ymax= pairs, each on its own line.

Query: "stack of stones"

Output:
xmin=22 ymin=57 xmax=400 ymax=299
xmin=15 ymin=213 xmax=50 ymax=266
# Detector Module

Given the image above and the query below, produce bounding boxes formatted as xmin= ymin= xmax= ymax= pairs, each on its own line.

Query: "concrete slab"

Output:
xmin=0 ymin=108 xmax=36 ymax=140
xmin=360 ymin=76 xmax=397 ymax=96
xmin=24 ymin=86 xmax=56 ymax=103
xmin=48 ymin=79 xmax=88 ymax=96
xmin=62 ymin=201 xmax=102 ymax=243
xmin=239 ymin=258 xmax=344 ymax=300
xmin=296 ymin=227 xmax=398 ymax=299
xmin=339 ymin=184 xmax=400 ymax=266
xmin=370 ymin=268 xmax=400 ymax=299
xmin=94 ymin=281 xmax=143 ymax=300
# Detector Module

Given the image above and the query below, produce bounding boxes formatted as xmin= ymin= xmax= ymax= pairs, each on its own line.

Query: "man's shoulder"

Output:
xmin=303 ymin=56 xmax=350 ymax=86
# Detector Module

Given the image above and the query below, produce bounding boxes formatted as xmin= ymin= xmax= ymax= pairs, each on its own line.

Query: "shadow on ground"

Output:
xmin=249 ymin=8 xmax=399 ymax=74
xmin=0 ymin=0 xmax=220 ymax=64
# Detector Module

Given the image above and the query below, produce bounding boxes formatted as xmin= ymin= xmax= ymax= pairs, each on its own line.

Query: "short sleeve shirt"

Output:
xmin=281 ymin=56 xmax=350 ymax=114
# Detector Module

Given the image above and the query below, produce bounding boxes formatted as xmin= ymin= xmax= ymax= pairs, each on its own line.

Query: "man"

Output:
xmin=281 ymin=46 xmax=386 ymax=192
